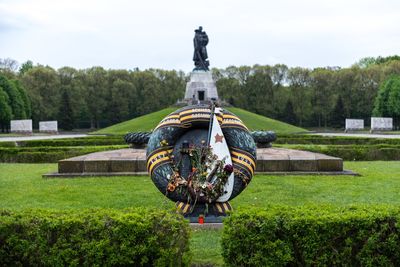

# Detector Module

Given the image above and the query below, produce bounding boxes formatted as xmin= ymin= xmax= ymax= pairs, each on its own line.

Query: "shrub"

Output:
xmin=0 ymin=145 xmax=129 ymax=163
xmin=18 ymin=136 xmax=125 ymax=147
xmin=275 ymin=135 xmax=400 ymax=145
xmin=278 ymin=144 xmax=400 ymax=160
xmin=0 ymin=208 xmax=191 ymax=266
xmin=222 ymin=205 xmax=400 ymax=266
xmin=0 ymin=141 xmax=16 ymax=147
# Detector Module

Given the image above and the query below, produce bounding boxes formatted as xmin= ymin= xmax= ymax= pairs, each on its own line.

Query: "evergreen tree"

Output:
xmin=330 ymin=95 xmax=346 ymax=128
xmin=282 ymin=100 xmax=297 ymax=125
xmin=11 ymin=79 xmax=31 ymax=118
xmin=0 ymin=88 xmax=12 ymax=132
xmin=58 ymin=89 xmax=74 ymax=130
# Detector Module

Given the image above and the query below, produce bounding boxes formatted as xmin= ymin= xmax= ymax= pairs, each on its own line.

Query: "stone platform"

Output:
xmin=44 ymin=148 xmax=348 ymax=178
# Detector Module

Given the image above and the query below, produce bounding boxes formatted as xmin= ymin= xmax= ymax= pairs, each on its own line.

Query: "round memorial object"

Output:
xmin=146 ymin=105 xmax=256 ymax=211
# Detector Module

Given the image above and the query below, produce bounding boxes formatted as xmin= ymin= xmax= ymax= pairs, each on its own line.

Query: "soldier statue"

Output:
xmin=193 ymin=26 xmax=209 ymax=71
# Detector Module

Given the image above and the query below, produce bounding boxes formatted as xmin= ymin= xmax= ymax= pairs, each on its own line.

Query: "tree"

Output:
xmin=57 ymin=67 xmax=88 ymax=130
xmin=84 ymin=67 xmax=108 ymax=128
xmin=19 ymin=60 xmax=34 ymax=75
xmin=0 ymin=74 xmax=26 ymax=119
xmin=216 ymin=77 xmax=241 ymax=106
xmin=330 ymin=95 xmax=346 ymax=128
xmin=0 ymin=58 xmax=19 ymax=72
xmin=21 ymin=66 xmax=60 ymax=123
xmin=373 ymin=75 xmax=400 ymax=129
xmin=287 ymin=67 xmax=311 ymax=126
xmin=310 ymin=68 xmax=334 ymax=128
xmin=0 ymin=88 xmax=12 ymax=132
xmin=58 ymin=89 xmax=74 ymax=130
xmin=281 ymin=100 xmax=297 ymax=125
xmin=243 ymin=70 xmax=275 ymax=117
xmin=11 ymin=79 xmax=31 ymax=119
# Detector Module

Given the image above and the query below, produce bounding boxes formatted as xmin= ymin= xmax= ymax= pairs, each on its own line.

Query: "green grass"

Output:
xmin=191 ymin=229 xmax=223 ymax=266
xmin=1 ymin=161 xmax=400 ymax=265
xmin=227 ymin=107 xmax=307 ymax=134
xmin=93 ymin=108 xmax=177 ymax=135
xmin=93 ymin=106 xmax=307 ymax=135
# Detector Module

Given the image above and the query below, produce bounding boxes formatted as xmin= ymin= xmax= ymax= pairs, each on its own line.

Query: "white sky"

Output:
xmin=1 ymin=0 xmax=400 ymax=71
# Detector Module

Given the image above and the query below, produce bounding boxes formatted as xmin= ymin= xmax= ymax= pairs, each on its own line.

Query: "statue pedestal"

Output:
xmin=184 ymin=70 xmax=219 ymax=104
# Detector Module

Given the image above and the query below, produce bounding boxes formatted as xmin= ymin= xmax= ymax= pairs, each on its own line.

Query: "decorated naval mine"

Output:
xmin=146 ymin=105 xmax=256 ymax=205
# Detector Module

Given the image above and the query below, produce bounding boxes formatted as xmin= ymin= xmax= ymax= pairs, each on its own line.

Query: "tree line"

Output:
xmin=214 ymin=58 xmax=400 ymax=128
xmin=1 ymin=56 xmax=400 ymax=132
xmin=0 ymin=60 xmax=186 ymax=131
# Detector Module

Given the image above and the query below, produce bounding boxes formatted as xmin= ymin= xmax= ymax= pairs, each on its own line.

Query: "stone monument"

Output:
xmin=10 ymin=119 xmax=32 ymax=133
xmin=184 ymin=26 xmax=219 ymax=104
xmin=371 ymin=117 xmax=393 ymax=133
xmin=345 ymin=119 xmax=364 ymax=132
xmin=39 ymin=121 xmax=58 ymax=133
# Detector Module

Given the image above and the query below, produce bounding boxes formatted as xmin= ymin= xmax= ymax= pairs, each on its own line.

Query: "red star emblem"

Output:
xmin=214 ymin=133 xmax=224 ymax=143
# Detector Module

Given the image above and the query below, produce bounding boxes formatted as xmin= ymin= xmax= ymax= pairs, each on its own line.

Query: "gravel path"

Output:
xmin=0 ymin=134 xmax=89 ymax=142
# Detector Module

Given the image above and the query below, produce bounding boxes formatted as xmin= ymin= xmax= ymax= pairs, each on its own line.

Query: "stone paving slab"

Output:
xmin=49 ymin=148 xmax=344 ymax=177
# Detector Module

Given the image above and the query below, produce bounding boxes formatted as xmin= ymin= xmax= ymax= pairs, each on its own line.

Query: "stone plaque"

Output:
xmin=39 ymin=121 xmax=58 ymax=133
xmin=10 ymin=120 xmax=32 ymax=133
xmin=371 ymin=117 xmax=393 ymax=131
xmin=345 ymin=119 xmax=364 ymax=131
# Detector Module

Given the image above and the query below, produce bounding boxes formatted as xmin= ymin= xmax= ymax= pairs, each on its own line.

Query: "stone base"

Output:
xmin=183 ymin=70 xmax=218 ymax=104
xmin=45 ymin=147 xmax=347 ymax=177
xmin=256 ymin=148 xmax=343 ymax=172
xmin=56 ymin=149 xmax=146 ymax=175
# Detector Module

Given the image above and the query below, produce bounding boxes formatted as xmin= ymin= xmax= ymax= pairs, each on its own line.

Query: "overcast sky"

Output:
xmin=1 ymin=0 xmax=400 ymax=72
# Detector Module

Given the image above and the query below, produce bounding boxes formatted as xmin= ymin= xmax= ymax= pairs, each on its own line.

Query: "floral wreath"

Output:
xmin=161 ymin=139 xmax=245 ymax=204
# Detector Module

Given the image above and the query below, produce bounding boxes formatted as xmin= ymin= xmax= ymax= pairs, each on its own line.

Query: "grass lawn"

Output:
xmin=1 ymin=161 xmax=399 ymax=265
xmin=227 ymin=107 xmax=307 ymax=134
xmin=93 ymin=106 xmax=307 ymax=135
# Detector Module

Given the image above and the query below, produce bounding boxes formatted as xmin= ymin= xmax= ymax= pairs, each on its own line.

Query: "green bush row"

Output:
xmin=0 ymin=141 xmax=17 ymax=147
xmin=0 ymin=208 xmax=190 ymax=266
xmin=17 ymin=136 xmax=125 ymax=147
xmin=0 ymin=145 xmax=128 ymax=163
xmin=276 ymin=135 xmax=400 ymax=145
xmin=222 ymin=205 xmax=400 ymax=266
xmin=278 ymin=144 xmax=400 ymax=160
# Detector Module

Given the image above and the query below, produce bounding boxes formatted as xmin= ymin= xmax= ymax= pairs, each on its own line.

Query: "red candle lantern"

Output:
xmin=198 ymin=215 xmax=204 ymax=224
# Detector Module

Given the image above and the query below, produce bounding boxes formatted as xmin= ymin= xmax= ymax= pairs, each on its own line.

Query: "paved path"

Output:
xmin=0 ymin=134 xmax=89 ymax=142
xmin=312 ymin=133 xmax=400 ymax=139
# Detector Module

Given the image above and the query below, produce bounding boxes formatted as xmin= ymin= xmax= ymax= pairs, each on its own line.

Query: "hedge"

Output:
xmin=0 ymin=145 xmax=128 ymax=163
xmin=275 ymin=135 xmax=400 ymax=145
xmin=277 ymin=144 xmax=400 ymax=161
xmin=17 ymin=136 xmax=125 ymax=147
xmin=0 ymin=141 xmax=16 ymax=147
xmin=222 ymin=205 xmax=400 ymax=266
xmin=0 ymin=208 xmax=191 ymax=266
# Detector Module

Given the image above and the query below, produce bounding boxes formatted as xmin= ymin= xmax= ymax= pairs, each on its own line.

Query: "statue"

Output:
xmin=193 ymin=26 xmax=209 ymax=71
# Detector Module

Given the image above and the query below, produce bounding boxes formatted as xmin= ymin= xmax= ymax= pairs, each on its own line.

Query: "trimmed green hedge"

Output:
xmin=222 ymin=206 xmax=400 ymax=266
xmin=17 ymin=136 xmax=125 ymax=147
xmin=277 ymin=144 xmax=400 ymax=161
xmin=0 ymin=145 xmax=128 ymax=163
xmin=276 ymin=134 xmax=400 ymax=145
xmin=0 ymin=208 xmax=191 ymax=266
xmin=0 ymin=141 xmax=17 ymax=147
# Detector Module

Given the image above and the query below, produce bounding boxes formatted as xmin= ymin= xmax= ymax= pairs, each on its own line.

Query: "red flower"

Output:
xmin=224 ymin=164 xmax=233 ymax=174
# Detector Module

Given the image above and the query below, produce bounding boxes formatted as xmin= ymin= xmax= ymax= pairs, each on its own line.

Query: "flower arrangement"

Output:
xmin=163 ymin=140 xmax=236 ymax=204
